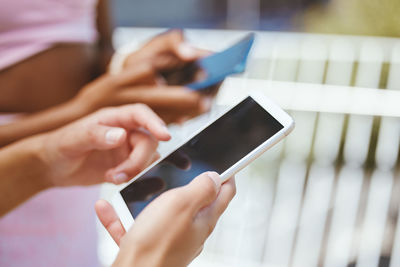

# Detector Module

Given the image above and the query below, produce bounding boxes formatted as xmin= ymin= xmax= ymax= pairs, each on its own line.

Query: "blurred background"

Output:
xmin=112 ymin=0 xmax=400 ymax=37
xmin=102 ymin=1 xmax=400 ymax=267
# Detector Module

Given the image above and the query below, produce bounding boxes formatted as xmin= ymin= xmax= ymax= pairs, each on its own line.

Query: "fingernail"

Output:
xmin=200 ymin=97 xmax=213 ymax=112
xmin=206 ymin=171 xmax=221 ymax=191
xmin=105 ymin=128 xmax=125 ymax=144
xmin=178 ymin=43 xmax=196 ymax=59
xmin=113 ymin=172 xmax=128 ymax=183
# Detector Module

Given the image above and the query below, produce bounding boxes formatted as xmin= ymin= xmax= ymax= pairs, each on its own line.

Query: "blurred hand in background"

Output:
xmin=0 ymin=30 xmax=216 ymax=148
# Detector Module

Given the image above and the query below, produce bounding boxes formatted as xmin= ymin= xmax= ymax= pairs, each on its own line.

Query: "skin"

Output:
xmin=0 ymin=44 xmax=98 ymax=112
xmin=0 ymin=30 xmax=214 ymax=148
xmin=96 ymin=173 xmax=236 ymax=267
xmin=0 ymin=103 xmax=237 ymax=267
xmin=0 ymin=104 xmax=170 ymax=216
xmin=0 ymin=0 xmax=114 ymax=112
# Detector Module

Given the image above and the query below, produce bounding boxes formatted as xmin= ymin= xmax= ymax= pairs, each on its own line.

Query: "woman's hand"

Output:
xmin=74 ymin=62 xmax=213 ymax=124
xmin=74 ymin=29 xmax=217 ymax=125
xmin=120 ymin=30 xmax=219 ymax=123
xmin=38 ymin=104 xmax=171 ymax=186
xmin=0 ymin=30 xmax=216 ymax=148
xmin=96 ymin=172 xmax=236 ymax=267
xmin=123 ymin=29 xmax=210 ymax=84
xmin=0 ymin=104 xmax=173 ymax=215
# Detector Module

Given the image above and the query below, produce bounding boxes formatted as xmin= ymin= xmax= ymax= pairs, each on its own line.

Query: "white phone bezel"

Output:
xmin=112 ymin=93 xmax=294 ymax=230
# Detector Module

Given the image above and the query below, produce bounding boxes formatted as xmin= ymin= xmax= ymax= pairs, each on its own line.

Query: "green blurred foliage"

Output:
xmin=303 ymin=0 xmax=400 ymax=37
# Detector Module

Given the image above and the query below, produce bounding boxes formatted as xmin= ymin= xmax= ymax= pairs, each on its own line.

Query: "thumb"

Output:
xmin=95 ymin=200 xmax=126 ymax=246
xmin=60 ymin=124 xmax=127 ymax=156
xmin=183 ymin=172 xmax=221 ymax=212
xmin=147 ymin=29 xmax=199 ymax=61
xmin=163 ymin=30 xmax=201 ymax=60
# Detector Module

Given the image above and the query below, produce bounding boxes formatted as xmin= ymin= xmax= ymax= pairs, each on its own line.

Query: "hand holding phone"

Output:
xmin=160 ymin=33 xmax=255 ymax=91
xmin=112 ymin=94 xmax=294 ymax=230
xmin=96 ymin=172 xmax=236 ymax=266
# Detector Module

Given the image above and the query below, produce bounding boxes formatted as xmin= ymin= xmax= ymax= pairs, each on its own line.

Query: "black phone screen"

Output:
xmin=121 ymin=96 xmax=283 ymax=218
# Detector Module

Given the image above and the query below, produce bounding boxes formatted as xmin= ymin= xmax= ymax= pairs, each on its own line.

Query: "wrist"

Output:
xmin=13 ymin=135 xmax=53 ymax=191
xmin=109 ymin=51 xmax=130 ymax=75
xmin=68 ymin=93 xmax=94 ymax=118
xmin=108 ymin=42 xmax=142 ymax=74
xmin=0 ymin=133 xmax=53 ymax=215
xmin=113 ymin=243 xmax=167 ymax=267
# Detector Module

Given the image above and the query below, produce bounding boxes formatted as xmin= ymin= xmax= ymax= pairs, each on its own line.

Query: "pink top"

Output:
xmin=0 ymin=186 xmax=100 ymax=267
xmin=0 ymin=0 xmax=98 ymax=70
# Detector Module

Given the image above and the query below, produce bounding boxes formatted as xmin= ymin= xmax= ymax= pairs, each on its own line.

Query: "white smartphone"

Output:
xmin=112 ymin=94 xmax=294 ymax=230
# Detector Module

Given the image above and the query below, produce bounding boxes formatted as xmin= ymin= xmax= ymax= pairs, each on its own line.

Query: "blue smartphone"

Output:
xmin=186 ymin=33 xmax=255 ymax=91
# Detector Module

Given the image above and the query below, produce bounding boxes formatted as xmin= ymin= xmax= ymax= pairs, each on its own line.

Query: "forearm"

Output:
xmin=0 ymin=135 xmax=50 ymax=216
xmin=0 ymin=99 xmax=88 ymax=148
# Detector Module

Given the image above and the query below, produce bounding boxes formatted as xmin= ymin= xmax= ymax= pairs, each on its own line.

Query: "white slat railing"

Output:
xmin=98 ymin=28 xmax=400 ymax=267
